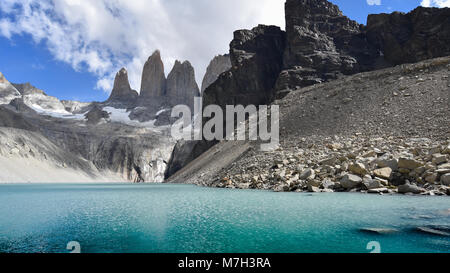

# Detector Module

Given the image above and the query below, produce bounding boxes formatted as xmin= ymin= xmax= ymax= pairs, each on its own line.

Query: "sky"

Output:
xmin=0 ymin=0 xmax=449 ymax=102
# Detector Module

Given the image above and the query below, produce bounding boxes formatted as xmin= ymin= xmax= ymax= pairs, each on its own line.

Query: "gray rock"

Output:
xmin=340 ymin=174 xmax=363 ymax=189
xmin=377 ymin=158 xmax=399 ymax=171
xmin=349 ymin=163 xmax=368 ymax=175
xmin=398 ymin=183 xmax=426 ymax=194
xmin=307 ymin=184 xmax=320 ymax=193
xmin=432 ymin=154 xmax=447 ymax=165
xmin=441 ymin=173 xmax=450 ymax=186
xmin=363 ymin=177 xmax=383 ymax=190
xmin=398 ymin=158 xmax=423 ymax=170
xmin=300 ymin=168 xmax=315 ymax=180
xmin=373 ymin=167 xmax=393 ymax=180
xmin=321 ymin=179 xmax=335 ymax=189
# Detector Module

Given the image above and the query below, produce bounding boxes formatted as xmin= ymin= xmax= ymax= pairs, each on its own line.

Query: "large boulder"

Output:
xmin=398 ymin=183 xmax=426 ymax=194
xmin=340 ymin=174 xmax=363 ymax=189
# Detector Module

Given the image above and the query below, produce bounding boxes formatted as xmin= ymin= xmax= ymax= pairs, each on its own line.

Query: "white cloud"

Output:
xmin=367 ymin=0 xmax=381 ymax=6
xmin=0 ymin=0 xmax=285 ymax=94
xmin=421 ymin=0 xmax=450 ymax=7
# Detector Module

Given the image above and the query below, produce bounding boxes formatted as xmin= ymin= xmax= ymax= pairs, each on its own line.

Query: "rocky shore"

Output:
xmin=220 ymin=136 xmax=450 ymax=196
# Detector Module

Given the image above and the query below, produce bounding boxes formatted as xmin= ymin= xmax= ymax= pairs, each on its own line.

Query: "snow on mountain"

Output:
xmin=0 ymin=72 xmax=22 ymax=105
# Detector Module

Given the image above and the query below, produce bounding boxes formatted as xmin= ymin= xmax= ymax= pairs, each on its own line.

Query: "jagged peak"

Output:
xmin=146 ymin=50 xmax=163 ymax=63
xmin=170 ymin=60 xmax=195 ymax=72
xmin=117 ymin=67 xmax=128 ymax=75
xmin=285 ymin=0 xmax=343 ymax=16
xmin=140 ymin=49 xmax=166 ymax=97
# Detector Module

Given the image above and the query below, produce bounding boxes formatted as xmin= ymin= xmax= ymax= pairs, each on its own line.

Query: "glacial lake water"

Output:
xmin=0 ymin=183 xmax=448 ymax=253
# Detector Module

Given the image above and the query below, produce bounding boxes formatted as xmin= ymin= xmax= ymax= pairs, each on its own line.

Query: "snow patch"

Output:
xmin=103 ymin=107 xmax=157 ymax=128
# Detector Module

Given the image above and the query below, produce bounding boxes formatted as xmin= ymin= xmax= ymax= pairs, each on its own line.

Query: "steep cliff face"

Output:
xmin=278 ymin=0 xmax=383 ymax=91
xmin=108 ymin=68 xmax=138 ymax=103
xmin=201 ymin=54 xmax=232 ymax=93
xmin=166 ymin=60 xmax=200 ymax=111
xmin=366 ymin=7 xmax=450 ymax=65
xmin=0 ymin=72 xmax=21 ymax=105
xmin=203 ymin=25 xmax=286 ymax=109
xmin=140 ymin=50 xmax=167 ymax=98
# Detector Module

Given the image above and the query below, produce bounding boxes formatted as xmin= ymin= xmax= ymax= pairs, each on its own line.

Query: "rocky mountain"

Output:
xmin=166 ymin=60 xmax=200 ymax=111
xmin=167 ymin=0 xmax=450 ymax=195
xmin=12 ymin=82 xmax=74 ymax=114
xmin=0 ymin=47 xmax=204 ymax=183
xmin=108 ymin=68 xmax=139 ymax=103
xmin=0 ymin=72 xmax=21 ymax=105
xmin=277 ymin=0 xmax=450 ymax=92
xmin=201 ymin=54 xmax=231 ymax=93
xmin=278 ymin=0 xmax=384 ymax=90
xmin=0 ymin=89 xmax=175 ymax=182
xmin=113 ymin=50 xmax=202 ymax=125
xmin=366 ymin=7 xmax=450 ymax=65
xmin=140 ymin=50 xmax=167 ymax=98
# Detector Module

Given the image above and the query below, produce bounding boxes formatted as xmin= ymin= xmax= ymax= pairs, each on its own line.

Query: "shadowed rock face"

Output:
xmin=140 ymin=50 xmax=166 ymax=98
xmin=367 ymin=7 xmax=450 ymax=65
xmin=166 ymin=60 xmax=200 ymax=111
xmin=203 ymin=25 xmax=286 ymax=110
xmin=201 ymin=54 xmax=232 ymax=93
xmin=278 ymin=0 xmax=383 ymax=91
xmin=108 ymin=68 xmax=138 ymax=103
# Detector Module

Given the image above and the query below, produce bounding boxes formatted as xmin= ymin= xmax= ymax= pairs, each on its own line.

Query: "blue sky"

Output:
xmin=0 ymin=0 xmax=447 ymax=102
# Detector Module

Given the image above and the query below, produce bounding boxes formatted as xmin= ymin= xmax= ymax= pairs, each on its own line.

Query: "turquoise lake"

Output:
xmin=0 ymin=183 xmax=448 ymax=253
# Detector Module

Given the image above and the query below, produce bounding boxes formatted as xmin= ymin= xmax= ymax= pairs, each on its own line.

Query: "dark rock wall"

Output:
xmin=367 ymin=7 xmax=450 ymax=65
